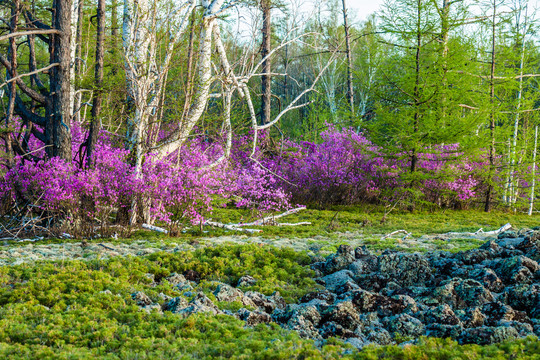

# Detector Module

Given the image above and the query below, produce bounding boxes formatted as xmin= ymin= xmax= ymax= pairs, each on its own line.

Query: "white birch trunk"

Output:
xmin=529 ymin=125 xmax=537 ymax=216
xmin=69 ymin=0 xmax=80 ymax=121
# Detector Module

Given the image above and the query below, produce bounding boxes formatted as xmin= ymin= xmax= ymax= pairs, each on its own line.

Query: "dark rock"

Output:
xmin=458 ymin=326 xmax=519 ymax=345
xmin=426 ymin=323 xmax=463 ymax=339
xmin=162 ymin=296 xmax=189 ymax=312
xmin=365 ymin=328 xmax=393 ymax=345
xmin=183 ymin=269 xmax=201 ymax=282
xmin=490 ymin=256 xmax=539 ymax=284
xmin=504 ymin=283 xmax=540 ymax=318
xmin=348 ymin=258 xmax=377 ymax=277
xmin=377 ymin=253 xmax=433 ymax=286
xmin=244 ymin=291 xmax=285 ymax=313
xmin=319 ymin=321 xmax=356 ymax=339
xmin=237 ymin=308 xmax=272 ymax=326
xmin=355 ymin=273 xmax=388 ymax=292
xmin=131 ymin=291 xmax=152 ymax=306
xmin=334 ymin=280 xmax=360 ymax=295
xmin=384 ymin=314 xmax=425 ymax=338
xmin=320 ymin=300 xmax=360 ymax=330
xmin=498 ymin=230 xmax=518 ymax=239
xmin=237 ymin=275 xmax=257 ymax=287
xmin=176 ymin=293 xmax=221 ymax=316
xmin=320 ymin=245 xmax=356 ymax=275
xmin=424 ymin=304 xmax=461 ymax=325
xmin=354 ymin=246 xmax=372 ymax=259
xmin=432 ymin=278 xmax=494 ymax=309
xmin=482 ymin=302 xmax=518 ymax=326
xmin=468 ymin=268 xmax=505 ymax=293
xmin=164 ymin=272 xmax=187 ymax=286
xmin=350 ymin=289 xmax=408 ymax=316
xmin=457 ymin=307 xmax=486 ymax=328
xmin=300 ymin=290 xmax=336 ymax=305
xmin=318 ymin=270 xmax=355 ymax=293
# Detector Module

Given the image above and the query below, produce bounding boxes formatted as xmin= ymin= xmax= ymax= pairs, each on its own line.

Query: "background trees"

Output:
xmin=1 ymin=0 xmax=540 ymax=228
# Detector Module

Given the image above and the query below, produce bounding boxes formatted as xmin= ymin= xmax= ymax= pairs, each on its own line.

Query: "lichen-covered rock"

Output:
xmin=489 ymin=256 xmax=539 ymax=284
xmin=318 ymin=321 xmax=356 ymax=339
xmin=348 ymin=257 xmax=377 ymax=277
xmin=244 ymin=291 xmax=285 ymax=313
xmin=384 ymin=314 xmax=425 ymax=338
xmin=214 ymin=283 xmax=243 ymax=302
xmin=318 ymin=270 xmax=355 ymax=293
xmin=320 ymin=300 xmax=360 ymax=330
xmin=504 ymin=283 xmax=540 ymax=318
xmin=457 ymin=326 xmax=519 ymax=345
xmin=424 ymin=304 xmax=461 ymax=325
xmin=426 ymin=323 xmax=463 ymax=339
xmin=300 ymin=290 xmax=336 ymax=305
xmin=318 ymin=245 xmax=356 ymax=275
xmin=432 ymin=278 xmax=494 ymax=309
xmin=364 ymin=327 xmax=393 ymax=345
xmin=468 ymin=268 xmax=504 ymax=292
xmin=377 ymin=252 xmax=433 ymax=286
xmin=237 ymin=275 xmax=257 ymax=287
xmin=237 ymin=308 xmax=272 ymax=326
xmin=175 ymin=293 xmax=221 ymax=316
xmin=162 ymin=296 xmax=188 ymax=312
xmin=355 ymin=273 xmax=388 ymax=292
xmin=482 ymin=302 xmax=519 ymax=326
xmin=131 ymin=291 xmax=152 ymax=306
xmin=164 ymin=272 xmax=186 ymax=286
xmin=456 ymin=307 xmax=486 ymax=328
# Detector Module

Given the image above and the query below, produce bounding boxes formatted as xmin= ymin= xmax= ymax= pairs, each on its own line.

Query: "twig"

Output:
xmin=381 ymin=230 xmax=411 ymax=241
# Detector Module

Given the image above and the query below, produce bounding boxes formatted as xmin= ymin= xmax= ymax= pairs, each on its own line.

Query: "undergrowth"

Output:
xmin=0 ymin=243 xmax=538 ymax=358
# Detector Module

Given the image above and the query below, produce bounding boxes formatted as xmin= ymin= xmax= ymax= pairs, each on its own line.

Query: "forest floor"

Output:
xmin=0 ymin=207 xmax=539 ymax=359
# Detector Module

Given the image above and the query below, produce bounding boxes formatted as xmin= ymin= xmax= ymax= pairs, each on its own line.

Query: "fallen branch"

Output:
xmin=204 ymin=220 xmax=262 ymax=233
xmin=98 ymin=243 xmax=116 ymax=251
xmin=381 ymin=230 xmax=411 ymax=241
xmin=142 ymin=223 xmax=169 ymax=234
xmin=276 ymin=222 xmax=311 ymax=226
xmin=239 ymin=206 xmax=307 ymax=226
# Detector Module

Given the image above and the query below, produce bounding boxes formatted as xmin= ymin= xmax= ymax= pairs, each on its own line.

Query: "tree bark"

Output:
xmin=341 ymin=0 xmax=354 ymax=118
xmin=260 ymin=0 xmax=272 ymax=125
xmin=87 ymin=0 xmax=105 ymax=166
xmin=49 ymin=0 xmax=73 ymax=161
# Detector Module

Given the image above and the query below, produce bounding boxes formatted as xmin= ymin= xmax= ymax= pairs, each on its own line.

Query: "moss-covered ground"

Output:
xmin=1 ymin=207 xmax=540 ymax=358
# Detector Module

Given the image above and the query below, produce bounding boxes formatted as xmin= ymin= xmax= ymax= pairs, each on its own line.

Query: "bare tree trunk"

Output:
xmin=69 ymin=0 xmax=81 ymax=122
xmin=4 ymin=0 xmax=20 ymax=167
xmin=341 ymin=0 xmax=354 ymax=117
xmin=260 ymin=0 xmax=272 ymax=125
xmin=509 ymin=2 xmax=528 ymax=206
xmin=529 ymin=125 xmax=537 ymax=215
xmin=49 ymin=0 xmax=73 ymax=161
xmin=87 ymin=0 xmax=105 ymax=166
xmin=181 ymin=10 xmax=196 ymax=122
xmin=485 ymin=0 xmax=497 ymax=213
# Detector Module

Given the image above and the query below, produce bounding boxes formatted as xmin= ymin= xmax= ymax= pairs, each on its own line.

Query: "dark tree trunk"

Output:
xmin=4 ymin=0 xmax=20 ymax=167
xmin=260 ymin=0 xmax=272 ymax=125
xmin=341 ymin=0 xmax=354 ymax=118
xmin=87 ymin=0 xmax=105 ymax=166
xmin=49 ymin=0 xmax=73 ymax=161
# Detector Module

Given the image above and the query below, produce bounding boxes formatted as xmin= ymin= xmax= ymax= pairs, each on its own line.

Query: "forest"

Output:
xmin=0 ymin=0 xmax=540 ymax=358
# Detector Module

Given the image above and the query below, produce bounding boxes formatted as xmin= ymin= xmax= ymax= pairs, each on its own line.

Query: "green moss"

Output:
xmin=0 ymin=244 xmax=539 ymax=359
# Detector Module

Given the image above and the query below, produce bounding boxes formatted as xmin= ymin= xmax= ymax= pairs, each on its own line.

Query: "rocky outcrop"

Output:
xmin=131 ymin=228 xmax=540 ymax=350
